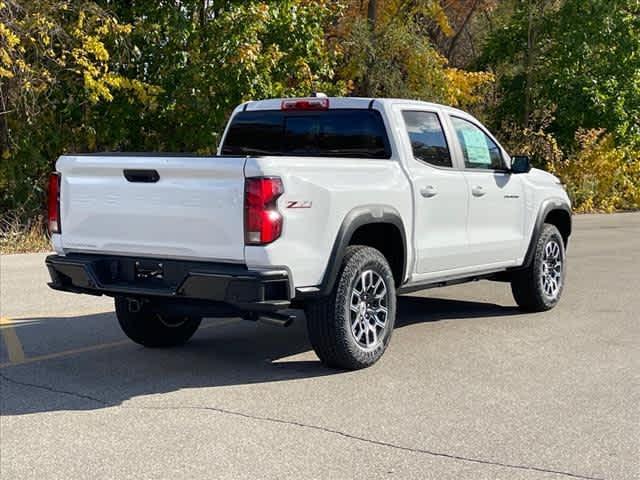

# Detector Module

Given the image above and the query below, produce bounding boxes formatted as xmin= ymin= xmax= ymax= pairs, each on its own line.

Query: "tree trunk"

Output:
xmin=200 ymin=0 xmax=207 ymax=27
xmin=446 ymin=0 xmax=480 ymax=62
xmin=367 ymin=0 xmax=377 ymax=27
xmin=523 ymin=0 xmax=535 ymax=128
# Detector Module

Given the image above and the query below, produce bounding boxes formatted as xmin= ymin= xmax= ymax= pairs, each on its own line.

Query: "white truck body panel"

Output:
xmin=244 ymin=156 xmax=411 ymax=287
xmin=56 ymin=155 xmax=246 ymax=262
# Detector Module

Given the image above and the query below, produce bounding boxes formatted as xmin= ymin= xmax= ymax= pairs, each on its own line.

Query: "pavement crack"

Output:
xmin=136 ymin=404 xmax=604 ymax=480
xmin=0 ymin=372 xmax=107 ymax=406
xmin=0 ymin=373 xmax=604 ymax=480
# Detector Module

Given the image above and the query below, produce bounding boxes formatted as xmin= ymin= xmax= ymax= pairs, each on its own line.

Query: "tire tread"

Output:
xmin=511 ymin=223 xmax=565 ymax=312
xmin=306 ymin=245 xmax=396 ymax=369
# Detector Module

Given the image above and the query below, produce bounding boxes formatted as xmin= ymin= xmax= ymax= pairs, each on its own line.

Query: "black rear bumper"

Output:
xmin=46 ymin=254 xmax=291 ymax=312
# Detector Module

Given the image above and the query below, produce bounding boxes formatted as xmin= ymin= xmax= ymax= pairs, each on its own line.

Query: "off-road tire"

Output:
xmin=305 ymin=246 xmax=396 ymax=370
xmin=511 ymin=223 xmax=566 ymax=312
xmin=115 ymin=297 xmax=202 ymax=348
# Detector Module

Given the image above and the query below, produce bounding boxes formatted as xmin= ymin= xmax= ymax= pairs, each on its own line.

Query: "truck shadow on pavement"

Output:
xmin=1 ymin=295 xmax=520 ymax=416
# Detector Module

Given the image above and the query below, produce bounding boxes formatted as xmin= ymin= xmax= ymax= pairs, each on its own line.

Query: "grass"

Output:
xmin=0 ymin=214 xmax=51 ymax=254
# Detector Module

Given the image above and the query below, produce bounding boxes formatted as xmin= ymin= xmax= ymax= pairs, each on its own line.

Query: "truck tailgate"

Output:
xmin=56 ymin=155 xmax=246 ymax=262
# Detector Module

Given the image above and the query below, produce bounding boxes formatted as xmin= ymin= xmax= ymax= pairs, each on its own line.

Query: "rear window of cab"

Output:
xmin=221 ymin=109 xmax=391 ymax=159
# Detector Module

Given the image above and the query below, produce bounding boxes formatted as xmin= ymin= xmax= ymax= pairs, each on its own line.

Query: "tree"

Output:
xmin=478 ymin=0 xmax=561 ymax=128
xmin=0 ymin=0 xmax=158 ymax=215
xmin=338 ymin=0 xmax=494 ymax=108
xmin=480 ymin=0 xmax=640 ymax=148
xmin=541 ymin=0 xmax=640 ymax=147
xmin=93 ymin=0 xmax=347 ymax=153
xmin=0 ymin=0 xmax=345 ymax=217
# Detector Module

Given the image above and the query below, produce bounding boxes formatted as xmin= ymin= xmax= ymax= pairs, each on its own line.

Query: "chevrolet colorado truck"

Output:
xmin=46 ymin=96 xmax=572 ymax=369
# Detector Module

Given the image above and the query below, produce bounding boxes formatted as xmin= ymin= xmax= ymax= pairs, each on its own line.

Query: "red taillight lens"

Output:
xmin=48 ymin=172 xmax=61 ymax=234
xmin=281 ymin=98 xmax=329 ymax=111
xmin=245 ymin=177 xmax=284 ymax=245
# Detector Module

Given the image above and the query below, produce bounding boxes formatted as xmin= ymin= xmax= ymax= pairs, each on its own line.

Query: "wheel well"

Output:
xmin=349 ymin=223 xmax=405 ymax=286
xmin=545 ymin=209 xmax=571 ymax=246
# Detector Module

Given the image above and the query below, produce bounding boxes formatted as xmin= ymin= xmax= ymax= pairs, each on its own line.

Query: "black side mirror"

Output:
xmin=511 ymin=155 xmax=532 ymax=174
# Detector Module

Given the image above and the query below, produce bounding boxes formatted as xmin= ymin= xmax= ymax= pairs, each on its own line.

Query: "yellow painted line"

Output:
xmin=0 ymin=317 xmax=241 ymax=369
xmin=0 ymin=339 xmax=131 ymax=368
xmin=0 ymin=317 xmax=26 ymax=364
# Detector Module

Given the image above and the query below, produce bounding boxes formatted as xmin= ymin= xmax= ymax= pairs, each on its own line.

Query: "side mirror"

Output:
xmin=511 ymin=155 xmax=532 ymax=174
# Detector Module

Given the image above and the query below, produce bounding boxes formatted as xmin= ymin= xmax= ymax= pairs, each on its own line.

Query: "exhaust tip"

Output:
xmin=257 ymin=312 xmax=295 ymax=328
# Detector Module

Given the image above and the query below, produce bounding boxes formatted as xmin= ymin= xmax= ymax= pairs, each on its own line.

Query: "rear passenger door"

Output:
xmin=448 ymin=115 xmax=525 ymax=267
xmin=397 ymin=109 xmax=470 ymax=275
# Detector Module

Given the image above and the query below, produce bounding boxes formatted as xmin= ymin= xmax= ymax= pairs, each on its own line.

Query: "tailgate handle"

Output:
xmin=123 ymin=169 xmax=160 ymax=183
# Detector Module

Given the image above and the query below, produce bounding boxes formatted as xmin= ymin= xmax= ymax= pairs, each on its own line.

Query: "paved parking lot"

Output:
xmin=1 ymin=213 xmax=638 ymax=479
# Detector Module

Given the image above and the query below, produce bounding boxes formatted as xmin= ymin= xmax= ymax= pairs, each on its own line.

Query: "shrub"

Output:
xmin=495 ymin=108 xmax=564 ymax=169
xmin=549 ymin=130 xmax=640 ymax=213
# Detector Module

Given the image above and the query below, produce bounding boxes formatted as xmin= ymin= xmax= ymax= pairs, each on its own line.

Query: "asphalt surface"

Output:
xmin=1 ymin=213 xmax=638 ymax=480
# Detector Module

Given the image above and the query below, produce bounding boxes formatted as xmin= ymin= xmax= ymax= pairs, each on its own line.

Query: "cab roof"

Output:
xmin=240 ymin=96 xmax=470 ymax=118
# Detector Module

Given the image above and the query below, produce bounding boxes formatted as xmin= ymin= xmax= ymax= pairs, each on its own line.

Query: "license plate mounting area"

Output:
xmin=135 ymin=260 xmax=164 ymax=281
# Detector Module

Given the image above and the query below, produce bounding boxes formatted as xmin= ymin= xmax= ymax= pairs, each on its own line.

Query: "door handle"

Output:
xmin=471 ymin=185 xmax=486 ymax=197
xmin=124 ymin=169 xmax=160 ymax=183
xmin=420 ymin=185 xmax=438 ymax=198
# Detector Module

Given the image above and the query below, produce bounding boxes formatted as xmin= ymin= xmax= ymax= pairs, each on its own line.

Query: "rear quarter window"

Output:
xmin=221 ymin=109 xmax=391 ymax=159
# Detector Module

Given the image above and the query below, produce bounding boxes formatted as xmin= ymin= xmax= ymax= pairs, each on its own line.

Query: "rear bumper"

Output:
xmin=46 ymin=254 xmax=291 ymax=312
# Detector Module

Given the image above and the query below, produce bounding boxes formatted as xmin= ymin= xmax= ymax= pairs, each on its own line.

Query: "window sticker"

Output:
xmin=461 ymin=127 xmax=491 ymax=165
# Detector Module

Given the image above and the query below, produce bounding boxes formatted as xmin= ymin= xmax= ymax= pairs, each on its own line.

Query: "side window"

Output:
xmin=450 ymin=116 xmax=505 ymax=170
xmin=402 ymin=111 xmax=452 ymax=168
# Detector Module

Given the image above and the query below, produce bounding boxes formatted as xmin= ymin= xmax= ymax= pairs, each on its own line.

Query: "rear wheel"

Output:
xmin=305 ymin=246 xmax=396 ymax=370
xmin=115 ymin=297 xmax=202 ymax=347
xmin=511 ymin=223 xmax=566 ymax=312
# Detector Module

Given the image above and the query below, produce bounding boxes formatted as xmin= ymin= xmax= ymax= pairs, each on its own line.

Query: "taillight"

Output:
xmin=245 ymin=177 xmax=284 ymax=245
xmin=281 ymin=98 xmax=329 ymax=111
xmin=48 ymin=172 xmax=61 ymax=234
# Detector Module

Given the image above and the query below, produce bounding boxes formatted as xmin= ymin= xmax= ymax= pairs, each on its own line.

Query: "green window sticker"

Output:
xmin=461 ymin=128 xmax=491 ymax=165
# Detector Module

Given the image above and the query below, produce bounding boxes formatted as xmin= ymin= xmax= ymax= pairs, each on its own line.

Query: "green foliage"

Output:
xmin=0 ymin=0 xmax=159 ymax=217
xmin=542 ymin=0 xmax=640 ymax=148
xmin=1 ymin=0 xmax=345 ymax=219
xmin=101 ymin=0 xmax=346 ymax=153
xmin=480 ymin=0 xmax=640 ymax=149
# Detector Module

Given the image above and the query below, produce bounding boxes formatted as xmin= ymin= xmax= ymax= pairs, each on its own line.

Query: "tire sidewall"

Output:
xmin=533 ymin=226 xmax=566 ymax=309
xmin=335 ymin=248 xmax=396 ymax=365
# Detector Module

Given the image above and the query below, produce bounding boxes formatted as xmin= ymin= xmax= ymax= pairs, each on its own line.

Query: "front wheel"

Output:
xmin=115 ymin=297 xmax=202 ymax=348
xmin=511 ymin=223 xmax=566 ymax=312
xmin=305 ymin=246 xmax=396 ymax=370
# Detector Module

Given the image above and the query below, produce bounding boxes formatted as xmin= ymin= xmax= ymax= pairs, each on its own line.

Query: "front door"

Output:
xmin=448 ymin=115 xmax=525 ymax=267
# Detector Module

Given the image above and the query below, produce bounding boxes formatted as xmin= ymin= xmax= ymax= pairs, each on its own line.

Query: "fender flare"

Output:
xmin=314 ymin=205 xmax=408 ymax=297
xmin=519 ymin=199 xmax=572 ymax=269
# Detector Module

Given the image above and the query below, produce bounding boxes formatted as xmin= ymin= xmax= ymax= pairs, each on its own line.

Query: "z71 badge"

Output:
xmin=286 ymin=200 xmax=313 ymax=209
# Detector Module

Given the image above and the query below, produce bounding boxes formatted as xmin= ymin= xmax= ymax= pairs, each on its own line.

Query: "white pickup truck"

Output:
xmin=46 ymin=96 xmax=571 ymax=369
